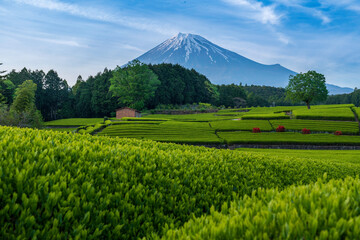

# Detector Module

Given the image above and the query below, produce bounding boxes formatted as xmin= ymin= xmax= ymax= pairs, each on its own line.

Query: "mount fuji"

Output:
xmin=135 ymin=33 xmax=353 ymax=94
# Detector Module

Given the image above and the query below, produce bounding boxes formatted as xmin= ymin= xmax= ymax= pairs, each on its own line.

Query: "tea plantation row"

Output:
xmin=163 ymin=176 xmax=360 ymax=239
xmin=1 ymin=126 xmax=360 ymax=239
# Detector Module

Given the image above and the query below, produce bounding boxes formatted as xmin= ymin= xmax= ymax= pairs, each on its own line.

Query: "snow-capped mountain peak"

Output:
xmin=142 ymin=32 xmax=230 ymax=64
xmin=134 ymin=33 xmax=351 ymax=94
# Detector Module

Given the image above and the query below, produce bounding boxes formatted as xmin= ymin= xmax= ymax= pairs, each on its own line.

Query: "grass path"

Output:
xmin=351 ymin=107 xmax=360 ymax=135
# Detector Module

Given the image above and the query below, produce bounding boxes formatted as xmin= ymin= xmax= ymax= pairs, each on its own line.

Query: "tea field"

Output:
xmin=2 ymin=126 xmax=360 ymax=239
xmin=44 ymin=104 xmax=360 ymax=147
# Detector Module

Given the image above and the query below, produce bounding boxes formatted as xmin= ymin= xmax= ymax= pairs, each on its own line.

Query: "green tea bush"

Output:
xmin=270 ymin=119 xmax=359 ymax=135
xmin=242 ymin=113 xmax=290 ymax=120
xmin=1 ymin=126 xmax=360 ymax=239
xmin=162 ymin=176 xmax=360 ymax=240
xmin=210 ymin=120 xmax=273 ymax=131
xmin=219 ymin=131 xmax=360 ymax=145
xmin=293 ymin=107 xmax=355 ymax=121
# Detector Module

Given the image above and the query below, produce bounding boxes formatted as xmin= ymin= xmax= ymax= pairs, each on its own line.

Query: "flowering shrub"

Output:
xmin=302 ymin=128 xmax=311 ymax=134
xmin=334 ymin=131 xmax=343 ymax=135
xmin=252 ymin=128 xmax=261 ymax=133
xmin=276 ymin=125 xmax=285 ymax=132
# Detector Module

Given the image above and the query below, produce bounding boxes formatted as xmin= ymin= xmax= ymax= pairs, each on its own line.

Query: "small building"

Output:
xmin=116 ymin=107 xmax=141 ymax=119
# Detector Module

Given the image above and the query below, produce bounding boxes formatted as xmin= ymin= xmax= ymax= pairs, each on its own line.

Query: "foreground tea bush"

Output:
xmin=1 ymin=126 xmax=360 ymax=239
xmin=163 ymin=176 xmax=360 ymax=240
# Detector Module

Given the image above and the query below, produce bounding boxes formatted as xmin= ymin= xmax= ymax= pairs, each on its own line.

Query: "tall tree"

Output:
xmin=0 ymin=93 xmax=5 ymax=105
xmin=110 ymin=60 xmax=160 ymax=110
xmin=0 ymin=79 xmax=15 ymax=104
xmin=9 ymin=80 xmax=43 ymax=127
xmin=91 ymin=68 xmax=117 ymax=117
xmin=0 ymin=63 xmax=7 ymax=80
xmin=43 ymin=70 xmax=70 ymax=120
xmin=11 ymin=80 xmax=37 ymax=112
xmin=74 ymin=79 xmax=93 ymax=117
xmin=286 ymin=71 xmax=328 ymax=109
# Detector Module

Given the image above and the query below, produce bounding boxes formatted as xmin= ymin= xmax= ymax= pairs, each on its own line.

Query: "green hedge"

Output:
xmin=2 ymin=126 xmax=360 ymax=239
xmin=242 ymin=113 xmax=290 ymax=120
xmin=211 ymin=120 xmax=273 ymax=131
xmin=270 ymin=119 xmax=359 ymax=135
xmin=98 ymin=121 xmax=221 ymax=144
xmin=162 ymin=176 xmax=360 ymax=239
xmin=121 ymin=117 xmax=169 ymax=121
xmin=44 ymin=118 xmax=104 ymax=126
xmin=219 ymin=131 xmax=360 ymax=145
xmin=293 ymin=107 xmax=355 ymax=121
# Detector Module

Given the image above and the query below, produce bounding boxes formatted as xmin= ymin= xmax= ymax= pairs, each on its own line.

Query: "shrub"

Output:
xmin=252 ymin=127 xmax=261 ymax=133
xmin=334 ymin=131 xmax=343 ymax=135
xmin=302 ymin=128 xmax=311 ymax=134
xmin=276 ymin=125 xmax=285 ymax=132
xmin=162 ymin=176 xmax=360 ymax=240
xmin=3 ymin=126 xmax=360 ymax=239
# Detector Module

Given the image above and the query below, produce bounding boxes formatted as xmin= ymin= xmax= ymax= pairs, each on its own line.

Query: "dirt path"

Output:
xmin=267 ymin=120 xmax=275 ymax=131
xmin=209 ymin=122 xmax=226 ymax=144
xmin=350 ymin=107 xmax=360 ymax=135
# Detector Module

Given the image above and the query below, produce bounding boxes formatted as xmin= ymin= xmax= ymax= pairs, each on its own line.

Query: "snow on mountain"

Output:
xmin=135 ymin=33 xmax=352 ymax=94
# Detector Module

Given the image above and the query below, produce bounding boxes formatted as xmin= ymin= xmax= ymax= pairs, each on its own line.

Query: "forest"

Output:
xmin=1 ymin=62 xmax=359 ymax=121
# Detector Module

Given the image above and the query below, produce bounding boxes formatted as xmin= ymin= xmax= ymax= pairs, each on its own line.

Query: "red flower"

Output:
xmin=334 ymin=131 xmax=342 ymax=135
xmin=276 ymin=125 xmax=285 ymax=132
xmin=252 ymin=128 xmax=261 ymax=133
xmin=302 ymin=128 xmax=311 ymax=134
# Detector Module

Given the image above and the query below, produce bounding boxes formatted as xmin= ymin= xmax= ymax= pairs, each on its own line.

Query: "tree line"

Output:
xmin=0 ymin=62 xmax=246 ymax=121
xmin=1 ymin=61 xmax=359 ymax=124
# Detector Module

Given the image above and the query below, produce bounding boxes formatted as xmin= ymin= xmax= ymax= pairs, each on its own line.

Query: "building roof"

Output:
xmin=116 ymin=107 xmax=141 ymax=113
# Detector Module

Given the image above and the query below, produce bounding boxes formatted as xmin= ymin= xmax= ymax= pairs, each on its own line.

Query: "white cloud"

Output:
xmin=222 ymin=0 xmax=282 ymax=24
xmin=319 ymin=0 xmax=360 ymax=13
xmin=313 ymin=9 xmax=331 ymax=24
xmin=14 ymin=0 xmax=177 ymax=35
xmin=33 ymin=37 xmax=85 ymax=47
xmin=274 ymin=0 xmax=331 ymax=24
xmin=122 ymin=44 xmax=144 ymax=52
xmin=276 ymin=32 xmax=291 ymax=44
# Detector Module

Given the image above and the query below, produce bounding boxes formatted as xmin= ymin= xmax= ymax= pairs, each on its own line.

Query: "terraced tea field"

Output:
xmin=2 ymin=126 xmax=360 ymax=239
xmin=219 ymin=131 xmax=360 ymax=145
xmin=270 ymin=119 xmax=359 ymax=134
xmin=98 ymin=121 xmax=220 ymax=144
xmin=82 ymin=104 xmax=360 ymax=147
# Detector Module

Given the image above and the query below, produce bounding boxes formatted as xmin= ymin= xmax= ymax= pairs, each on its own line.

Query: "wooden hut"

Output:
xmin=116 ymin=107 xmax=141 ymax=119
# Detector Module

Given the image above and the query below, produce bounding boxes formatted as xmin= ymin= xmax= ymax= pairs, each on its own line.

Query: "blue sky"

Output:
xmin=1 ymin=0 xmax=360 ymax=88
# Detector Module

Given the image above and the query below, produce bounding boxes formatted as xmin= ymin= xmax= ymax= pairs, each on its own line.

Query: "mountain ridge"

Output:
xmin=135 ymin=33 xmax=352 ymax=95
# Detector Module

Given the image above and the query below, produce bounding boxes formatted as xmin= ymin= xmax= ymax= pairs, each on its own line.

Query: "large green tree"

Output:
xmin=8 ymin=80 xmax=43 ymax=127
xmin=11 ymin=80 xmax=37 ymax=112
xmin=43 ymin=70 xmax=70 ymax=120
xmin=110 ymin=60 xmax=160 ymax=110
xmin=286 ymin=71 xmax=328 ymax=109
